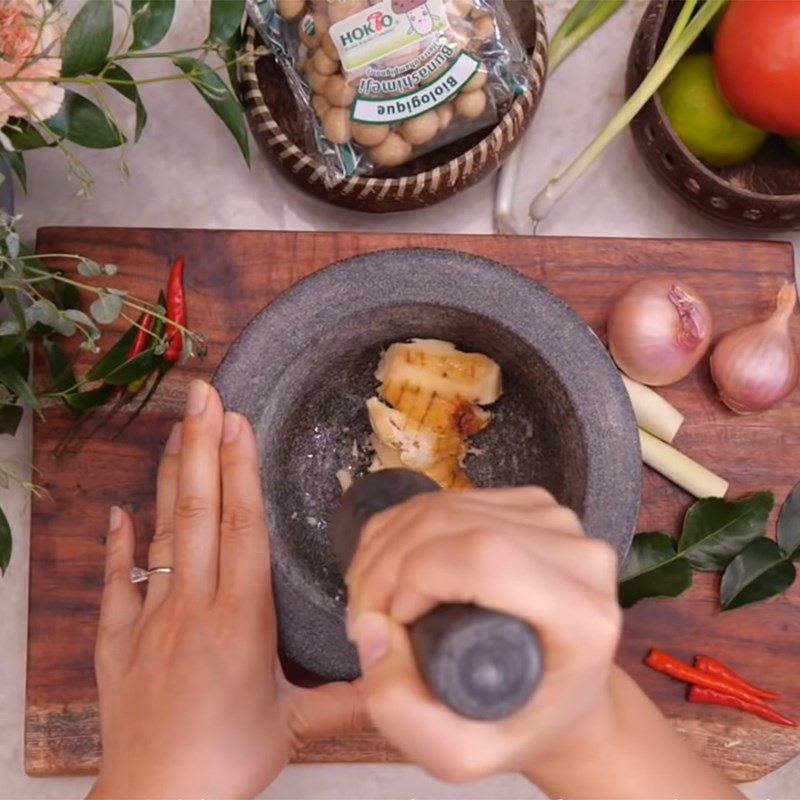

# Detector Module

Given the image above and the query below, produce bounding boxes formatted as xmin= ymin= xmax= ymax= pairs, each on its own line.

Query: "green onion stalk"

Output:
xmin=494 ymin=0 xmax=624 ymax=234
xmin=549 ymin=0 xmax=626 ymax=71
xmin=529 ymin=0 xmax=726 ymax=226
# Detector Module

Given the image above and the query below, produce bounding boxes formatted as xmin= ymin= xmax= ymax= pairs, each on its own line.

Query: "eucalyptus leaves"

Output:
xmin=0 ymin=0 xmax=253 ymax=196
xmin=620 ymin=484 xmax=800 ymax=610
xmin=0 ymin=213 xmax=204 ymax=576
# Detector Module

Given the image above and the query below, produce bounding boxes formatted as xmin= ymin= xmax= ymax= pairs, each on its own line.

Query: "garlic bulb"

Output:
xmin=710 ymin=283 xmax=799 ymax=413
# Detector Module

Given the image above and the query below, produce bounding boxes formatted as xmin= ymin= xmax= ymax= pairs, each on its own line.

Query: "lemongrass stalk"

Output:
xmin=639 ymin=429 xmax=728 ymax=498
xmin=549 ymin=0 xmax=626 ymax=72
xmin=622 ymin=375 xmax=684 ymax=443
xmin=530 ymin=0 xmax=726 ymax=223
xmin=494 ymin=0 xmax=625 ymax=234
xmin=494 ymin=148 xmax=523 ymax=234
xmin=662 ymin=0 xmax=699 ymax=52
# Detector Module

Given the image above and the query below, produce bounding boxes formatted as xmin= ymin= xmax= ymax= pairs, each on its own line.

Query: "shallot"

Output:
xmin=710 ymin=283 xmax=799 ymax=413
xmin=608 ymin=278 xmax=712 ymax=386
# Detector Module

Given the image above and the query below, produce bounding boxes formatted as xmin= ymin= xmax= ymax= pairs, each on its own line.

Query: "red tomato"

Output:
xmin=714 ymin=0 xmax=800 ymax=137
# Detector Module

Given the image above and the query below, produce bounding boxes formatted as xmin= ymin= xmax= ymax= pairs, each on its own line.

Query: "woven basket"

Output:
xmin=627 ymin=0 xmax=800 ymax=231
xmin=239 ymin=1 xmax=548 ymax=213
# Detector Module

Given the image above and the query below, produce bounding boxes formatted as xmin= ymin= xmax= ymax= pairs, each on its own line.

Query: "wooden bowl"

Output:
xmin=239 ymin=2 xmax=547 ymax=213
xmin=627 ymin=0 xmax=800 ymax=231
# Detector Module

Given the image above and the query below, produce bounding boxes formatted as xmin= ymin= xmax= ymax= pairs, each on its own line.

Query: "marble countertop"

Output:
xmin=2 ymin=1 xmax=798 ymax=798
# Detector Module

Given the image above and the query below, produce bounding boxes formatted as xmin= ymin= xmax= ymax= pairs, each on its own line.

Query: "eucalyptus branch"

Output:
xmin=1 ymin=250 xmax=200 ymax=345
xmin=37 ymin=379 xmax=87 ymax=399
xmin=116 ymin=45 xmax=215 ymax=60
xmin=0 ymin=82 xmax=94 ymax=195
xmin=110 ymin=1 xmax=137 ymax=63
xmin=86 ymin=80 xmax=128 ymax=174
xmin=2 ymin=53 xmax=248 ymax=88
xmin=0 ymin=461 xmax=48 ymax=500
xmin=0 ymin=0 xmax=248 ymax=576
xmin=120 ymin=310 xmax=164 ymax=345
xmin=18 ymin=259 xmax=201 ymax=344
xmin=0 ymin=5 xmax=250 ymax=198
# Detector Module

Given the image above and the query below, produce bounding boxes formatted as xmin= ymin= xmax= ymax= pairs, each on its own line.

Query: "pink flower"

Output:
xmin=0 ymin=0 xmax=65 ymax=129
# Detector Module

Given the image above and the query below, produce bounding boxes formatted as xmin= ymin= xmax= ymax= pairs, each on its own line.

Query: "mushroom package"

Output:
xmin=247 ymin=0 xmax=531 ymax=185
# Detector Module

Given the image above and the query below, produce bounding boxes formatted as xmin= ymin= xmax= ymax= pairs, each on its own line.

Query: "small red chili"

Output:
xmin=164 ymin=255 xmax=186 ymax=363
xmin=645 ymin=648 xmax=764 ymax=704
xmin=687 ymin=685 xmax=796 ymax=728
xmin=694 ymin=655 xmax=780 ymax=703
xmin=109 ymin=311 xmax=157 ymax=400
xmin=126 ymin=311 xmax=155 ymax=362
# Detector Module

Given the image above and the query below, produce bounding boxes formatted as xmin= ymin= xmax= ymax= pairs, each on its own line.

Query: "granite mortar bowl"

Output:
xmin=214 ymin=248 xmax=641 ymax=684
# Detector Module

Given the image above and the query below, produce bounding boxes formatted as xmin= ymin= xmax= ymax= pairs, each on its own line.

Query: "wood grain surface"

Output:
xmin=26 ymin=228 xmax=800 ymax=781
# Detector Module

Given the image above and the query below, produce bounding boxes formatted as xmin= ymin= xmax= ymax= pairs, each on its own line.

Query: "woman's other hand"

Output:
xmin=89 ymin=380 xmax=364 ymax=800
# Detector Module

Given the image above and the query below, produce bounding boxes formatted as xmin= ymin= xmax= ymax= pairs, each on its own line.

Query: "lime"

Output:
xmin=659 ymin=53 xmax=768 ymax=167
xmin=787 ymin=137 xmax=800 ymax=158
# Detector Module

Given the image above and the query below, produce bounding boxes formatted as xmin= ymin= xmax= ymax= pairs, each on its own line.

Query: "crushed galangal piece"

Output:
xmin=367 ymin=339 xmax=501 ymax=489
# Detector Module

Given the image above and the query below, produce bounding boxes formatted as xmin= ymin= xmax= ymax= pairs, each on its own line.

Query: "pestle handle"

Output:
xmin=409 ymin=603 xmax=542 ymax=721
xmin=329 ymin=469 xmax=543 ymax=721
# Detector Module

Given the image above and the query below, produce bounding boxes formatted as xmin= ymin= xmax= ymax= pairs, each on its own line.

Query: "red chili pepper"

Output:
xmin=645 ymin=648 xmax=764 ymax=704
xmin=108 ymin=311 xmax=157 ymax=400
xmin=164 ymin=255 xmax=186 ymax=363
xmin=687 ymin=685 xmax=796 ymax=728
xmin=126 ymin=311 xmax=155 ymax=362
xmin=694 ymin=655 xmax=780 ymax=702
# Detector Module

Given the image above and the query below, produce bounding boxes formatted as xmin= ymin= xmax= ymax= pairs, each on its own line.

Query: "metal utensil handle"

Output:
xmin=330 ymin=470 xmax=543 ymax=720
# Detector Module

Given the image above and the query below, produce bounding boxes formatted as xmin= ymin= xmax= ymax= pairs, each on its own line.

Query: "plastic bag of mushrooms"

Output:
xmin=247 ymin=0 xmax=531 ymax=185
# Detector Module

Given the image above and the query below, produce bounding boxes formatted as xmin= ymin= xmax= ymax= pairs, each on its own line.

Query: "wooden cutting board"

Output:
xmin=26 ymin=228 xmax=800 ymax=782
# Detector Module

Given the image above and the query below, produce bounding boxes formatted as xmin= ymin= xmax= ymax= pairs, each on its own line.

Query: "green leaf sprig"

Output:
xmin=0 ymin=506 xmax=11 ymax=576
xmin=620 ymin=488 xmax=800 ymax=611
xmin=0 ymin=215 xmax=202 ymax=424
xmin=720 ymin=539 xmax=796 ymax=611
xmin=131 ymin=0 xmax=177 ymax=51
xmin=777 ymin=480 xmax=800 ymax=561
xmin=0 ymin=214 xmax=206 ymax=578
xmin=719 ymin=481 xmax=800 ymax=610
xmin=61 ymin=0 xmax=114 ymax=78
xmin=548 ymin=0 xmax=625 ymax=72
xmin=0 ymin=0 xmax=253 ymax=196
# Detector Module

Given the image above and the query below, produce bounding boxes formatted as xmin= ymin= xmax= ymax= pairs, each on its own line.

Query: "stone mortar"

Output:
xmin=214 ymin=248 xmax=642 ymax=683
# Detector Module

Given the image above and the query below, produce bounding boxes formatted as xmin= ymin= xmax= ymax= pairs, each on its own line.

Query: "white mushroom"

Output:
xmin=352 ymin=122 xmax=391 ymax=147
xmin=312 ymin=93 xmax=331 ymax=117
xmin=471 ymin=13 xmax=495 ymax=41
xmin=312 ymin=47 xmax=339 ymax=75
xmin=320 ymin=30 xmax=340 ymax=60
xmin=322 ymin=107 xmax=352 ymax=143
xmin=307 ymin=66 xmax=330 ymax=93
xmin=327 ymin=0 xmax=368 ymax=23
xmin=277 ymin=0 xmax=306 ymax=20
xmin=401 ymin=111 xmax=440 ymax=145
xmin=455 ymin=89 xmax=487 ymax=119
xmin=464 ymin=68 xmax=488 ymax=92
xmin=436 ymin=103 xmax=454 ymax=129
xmin=324 ymin=74 xmax=357 ymax=107
xmin=370 ymin=132 xmax=412 ymax=166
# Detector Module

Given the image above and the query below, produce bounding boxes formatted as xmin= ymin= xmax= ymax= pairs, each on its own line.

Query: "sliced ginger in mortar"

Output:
xmin=367 ymin=339 xmax=502 ymax=489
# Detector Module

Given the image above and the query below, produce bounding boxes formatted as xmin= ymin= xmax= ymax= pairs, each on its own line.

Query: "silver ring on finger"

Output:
xmin=130 ymin=565 xmax=174 ymax=584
